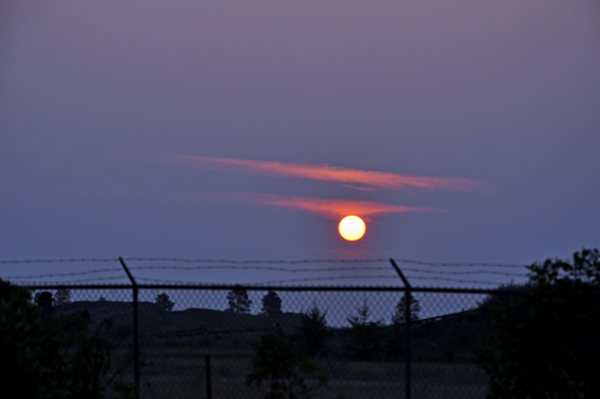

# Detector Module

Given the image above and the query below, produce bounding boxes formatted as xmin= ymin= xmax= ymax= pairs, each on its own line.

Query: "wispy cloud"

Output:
xmin=158 ymin=155 xmax=483 ymax=191
xmin=215 ymin=192 xmax=427 ymax=220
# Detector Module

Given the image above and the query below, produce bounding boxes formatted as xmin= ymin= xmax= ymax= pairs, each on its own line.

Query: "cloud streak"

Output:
xmin=214 ymin=192 xmax=427 ymax=220
xmin=160 ymin=155 xmax=483 ymax=191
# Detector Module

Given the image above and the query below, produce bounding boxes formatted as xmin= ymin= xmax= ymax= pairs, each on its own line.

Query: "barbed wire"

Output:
xmin=123 ymin=257 xmax=528 ymax=268
xmin=3 ymin=269 xmax=124 ymax=280
xmin=9 ymin=274 xmax=509 ymax=287
xmin=254 ymin=275 xmax=503 ymax=286
xmin=123 ymin=257 xmax=389 ymax=264
xmin=132 ymin=275 xmax=511 ymax=286
xmin=0 ymin=257 xmax=530 ymax=268
xmin=0 ymin=258 xmax=118 ymax=264
xmin=130 ymin=265 xmax=528 ymax=277
xmin=10 ymin=276 xmax=130 ymax=285
xmin=2 ymin=264 xmax=529 ymax=281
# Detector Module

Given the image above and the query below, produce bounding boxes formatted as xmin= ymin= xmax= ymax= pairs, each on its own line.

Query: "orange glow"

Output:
xmin=339 ymin=216 xmax=366 ymax=241
xmin=159 ymin=155 xmax=483 ymax=191
xmin=231 ymin=193 xmax=427 ymax=220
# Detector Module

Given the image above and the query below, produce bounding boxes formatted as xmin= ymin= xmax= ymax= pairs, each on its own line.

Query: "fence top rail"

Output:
xmin=14 ymin=282 xmax=529 ymax=295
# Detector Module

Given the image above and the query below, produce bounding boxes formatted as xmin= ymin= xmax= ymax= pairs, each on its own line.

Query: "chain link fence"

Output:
xmin=7 ymin=254 xmax=600 ymax=398
xmin=19 ymin=282 xmax=519 ymax=399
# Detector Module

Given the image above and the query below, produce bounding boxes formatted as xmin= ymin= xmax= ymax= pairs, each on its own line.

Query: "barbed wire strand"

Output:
xmin=10 ymin=274 xmax=510 ymax=287
xmin=124 ymin=257 xmax=528 ymax=268
xmin=0 ymin=258 xmax=118 ymax=264
xmin=4 ymin=269 xmax=126 ymax=280
xmin=2 ymin=265 xmax=529 ymax=280
xmin=254 ymin=275 xmax=504 ymax=286
xmin=11 ymin=276 xmax=130 ymax=285
xmin=0 ymin=257 xmax=529 ymax=268
xmin=128 ymin=265 xmax=528 ymax=277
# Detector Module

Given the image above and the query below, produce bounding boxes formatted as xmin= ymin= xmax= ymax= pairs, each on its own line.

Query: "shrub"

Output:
xmin=0 ymin=279 xmax=114 ymax=399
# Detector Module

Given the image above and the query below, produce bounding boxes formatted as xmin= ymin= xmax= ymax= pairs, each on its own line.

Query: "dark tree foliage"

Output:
xmin=478 ymin=248 xmax=600 ymax=399
xmin=392 ymin=294 xmax=420 ymax=324
xmin=297 ymin=302 xmax=329 ymax=357
xmin=246 ymin=334 xmax=327 ymax=399
xmin=345 ymin=300 xmax=384 ymax=361
xmin=385 ymin=294 xmax=420 ymax=359
xmin=34 ymin=290 xmax=55 ymax=321
xmin=260 ymin=290 xmax=282 ymax=315
xmin=55 ymin=288 xmax=72 ymax=306
xmin=0 ymin=279 xmax=114 ymax=399
xmin=155 ymin=292 xmax=175 ymax=312
xmin=226 ymin=285 xmax=252 ymax=314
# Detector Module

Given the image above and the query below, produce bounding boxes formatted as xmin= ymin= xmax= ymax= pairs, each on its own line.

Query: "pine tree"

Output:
xmin=55 ymin=288 xmax=71 ymax=306
xmin=34 ymin=291 xmax=54 ymax=321
xmin=392 ymin=294 xmax=420 ymax=324
xmin=155 ymin=292 xmax=175 ymax=312
xmin=345 ymin=300 xmax=384 ymax=361
xmin=226 ymin=285 xmax=252 ymax=313
xmin=260 ymin=290 xmax=282 ymax=315
xmin=298 ymin=302 xmax=329 ymax=357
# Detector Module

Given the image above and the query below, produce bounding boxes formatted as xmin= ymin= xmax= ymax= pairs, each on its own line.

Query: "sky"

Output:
xmin=1 ymin=0 xmax=599 ymax=289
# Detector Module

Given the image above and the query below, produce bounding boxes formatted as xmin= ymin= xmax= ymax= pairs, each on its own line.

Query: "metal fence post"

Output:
xmin=205 ymin=355 xmax=212 ymax=399
xmin=390 ymin=259 xmax=411 ymax=399
xmin=120 ymin=257 xmax=140 ymax=399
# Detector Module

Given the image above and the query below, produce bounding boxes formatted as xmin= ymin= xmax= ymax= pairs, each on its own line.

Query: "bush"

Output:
xmin=246 ymin=334 xmax=327 ymax=399
xmin=0 ymin=279 xmax=113 ymax=399
xmin=478 ymin=249 xmax=600 ymax=399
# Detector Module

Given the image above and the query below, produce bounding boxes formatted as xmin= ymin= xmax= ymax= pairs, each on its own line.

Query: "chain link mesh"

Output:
xmin=22 ymin=286 xmax=509 ymax=398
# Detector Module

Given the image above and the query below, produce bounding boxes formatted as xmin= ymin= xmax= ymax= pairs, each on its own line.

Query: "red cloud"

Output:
xmin=229 ymin=193 xmax=427 ymax=220
xmin=161 ymin=155 xmax=483 ymax=191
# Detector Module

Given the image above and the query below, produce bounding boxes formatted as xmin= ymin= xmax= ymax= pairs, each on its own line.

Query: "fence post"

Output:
xmin=390 ymin=259 xmax=411 ymax=399
xmin=205 ymin=355 xmax=212 ymax=399
xmin=120 ymin=257 xmax=140 ymax=399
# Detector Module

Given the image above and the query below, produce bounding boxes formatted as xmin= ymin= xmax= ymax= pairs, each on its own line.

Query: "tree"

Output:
xmin=226 ymin=285 xmax=252 ymax=313
xmin=34 ymin=291 xmax=54 ymax=321
xmin=1 ymin=278 xmax=113 ymax=399
xmin=391 ymin=294 xmax=420 ymax=324
xmin=260 ymin=290 xmax=282 ymax=315
xmin=344 ymin=300 xmax=384 ymax=361
xmin=246 ymin=334 xmax=327 ymax=399
xmin=297 ymin=302 xmax=329 ymax=357
xmin=478 ymin=248 xmax=600 ymax=399
xmin=385 ymin=295 xmax=419 ymax=360
xmin=55 ymin=288 xmax=72 ymax=306
xmin=155 ymin=292 xmax=174 ymax=312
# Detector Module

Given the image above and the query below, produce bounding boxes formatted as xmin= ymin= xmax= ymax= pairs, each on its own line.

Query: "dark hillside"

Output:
xmin=54 ymin=301 xmax=303 ymax=338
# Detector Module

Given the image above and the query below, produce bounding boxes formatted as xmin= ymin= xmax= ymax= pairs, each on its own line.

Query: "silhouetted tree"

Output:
xmin=55 ymin=288 xmax=72 ymax=306
xmin=260 ymin=290 xmax=282 ymax=315
xmin=1 ymin=279 xmax=114 ymax=399
xmin=246 ymin=334 xmax=327 ymax=399
xmin=226 ymin=285 xmax=252 ymax=314
xmin=155 ymin=292 xmax=175 ymax=312
xmin=478 ymin=248 xmax=600 ymax=399
xmin=344 ymin=300 xmax=384 ymax=361
xmin=297 ymin=302 xmax=329 ymax=357
xmin=34 ymin=291 xmax=54 ymax=321
xmin=392 ymin=294 xmax=420 ymax=324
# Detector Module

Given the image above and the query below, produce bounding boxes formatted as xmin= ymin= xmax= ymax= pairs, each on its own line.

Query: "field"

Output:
xmin=106 ymin=346 xmax=488 ymax=399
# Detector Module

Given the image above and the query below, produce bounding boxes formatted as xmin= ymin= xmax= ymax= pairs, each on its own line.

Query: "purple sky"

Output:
xmin=1 ymin=0 xmax=599 ymax=287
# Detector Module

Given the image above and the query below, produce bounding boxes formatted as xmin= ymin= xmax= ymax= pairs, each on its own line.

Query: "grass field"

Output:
xmin=106 ymin=346 xmax=489 ymax=399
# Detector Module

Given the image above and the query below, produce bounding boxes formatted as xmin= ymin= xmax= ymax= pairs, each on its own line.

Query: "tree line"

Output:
xmin=2 ymin=248 xmax=599 ymax=398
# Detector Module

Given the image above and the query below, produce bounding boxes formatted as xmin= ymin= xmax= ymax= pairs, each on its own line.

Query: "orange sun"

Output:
xmin=338 ymin=215 xmax=366 ymax=241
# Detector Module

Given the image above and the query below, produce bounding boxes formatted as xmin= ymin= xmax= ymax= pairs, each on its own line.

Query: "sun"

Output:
xmin=338 ymin=215 xmax=366 ymax=241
